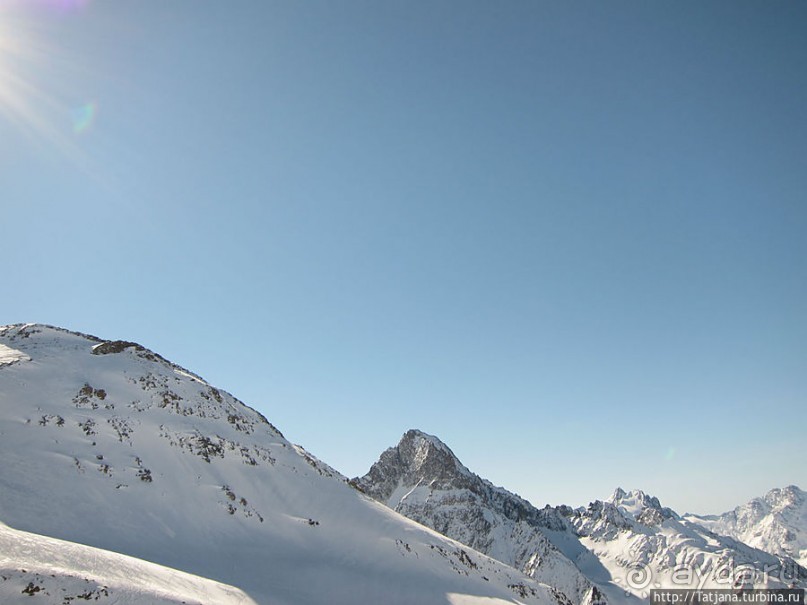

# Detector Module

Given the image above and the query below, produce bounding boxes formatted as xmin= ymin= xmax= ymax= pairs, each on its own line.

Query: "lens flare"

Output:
xmin=71 ymin=101 xmax=96 ymax=133
xmin=0 ymin=1 xmax=96 ymax=159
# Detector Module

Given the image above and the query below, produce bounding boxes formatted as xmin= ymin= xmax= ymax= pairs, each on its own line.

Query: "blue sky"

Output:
xmin=1 ymin=0 xmax=805 ymax=514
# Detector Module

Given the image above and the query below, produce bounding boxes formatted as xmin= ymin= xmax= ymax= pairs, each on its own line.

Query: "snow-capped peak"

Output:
xmin=0 ymin=324 xmax=563 ymax=605
xmin=605 ymin=488 xmax=678 ymax=524
xmin=686 ymin=485 xmax=807 ymax=567
xmin=356 ymin=431 xmax=609 ymax=605
xmin=355 ymin=429 xmax=478 ymax=504
xmin=404 ymin=428 xmax=454 ymax=454
xmin=763 ymin=485 xmax=805 ymax=511
xmin=398 ymin=428 xmax=472 ymax=475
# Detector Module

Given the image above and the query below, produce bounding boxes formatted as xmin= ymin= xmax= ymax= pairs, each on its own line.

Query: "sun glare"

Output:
xmin=0 ymin=8 xmax=26 ymax=119
xmin=0 ymin=0 xmax=96 ymax=162
xmin=0 ymin=6 xmax=57 ymax=138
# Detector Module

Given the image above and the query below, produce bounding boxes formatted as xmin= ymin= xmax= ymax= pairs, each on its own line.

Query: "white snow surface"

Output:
xmin=0 ymin=520 xmax=256 ymax=604
xmin=0 ymin=324 xmax=561 ymax=605
xmin=0 ymin=342 xmax=29 ymax=366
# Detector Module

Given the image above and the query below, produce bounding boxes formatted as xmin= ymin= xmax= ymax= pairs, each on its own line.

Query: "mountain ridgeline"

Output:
xmin=0 ymin=324 xmax=569 ymax=605
xmin=355 ymin=429 xmax=605 ymax=605
xmin=355 ymin=430 xmax=806 ymax=602
xmin=0 ymin=324 xmax=804 ymax=605
xmin=685 ymin=485 xmax=807 ymax=567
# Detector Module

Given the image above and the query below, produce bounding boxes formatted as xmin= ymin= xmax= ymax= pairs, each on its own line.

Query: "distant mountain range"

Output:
xmin=0 ymin=323 xmax=804 ymax=605
xmin=355 ymin=430 xmax=806 ymax=601
xmin=685 ymin=485 xmax=807 ymax=567
xmin=565 ymin=486 xmax=804 ymax=595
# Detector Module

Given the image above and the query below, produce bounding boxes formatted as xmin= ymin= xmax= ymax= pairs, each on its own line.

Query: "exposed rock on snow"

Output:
xmin=0 ymin=324 xmax=564 ymax=605
xmin=564 ymin=489 xmax=806 ymax=597
xmin=686 ymin=485 xmax=807 ymax=567
xmin=356 ymin=429 xmax=606 ymax=605
xmin=358 ymin=431 xmax=806 ymax=603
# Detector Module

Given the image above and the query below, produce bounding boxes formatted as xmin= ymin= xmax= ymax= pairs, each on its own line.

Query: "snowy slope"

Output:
xmin=685 ymin=486 xmax=807 ymax=567
xmin=0 ymin=521 xmax=255 ymax=605
xmin=563 ymin=489 xmax=806 ymax=599
xmin=0 ymin=323 xmax=564 ymax=605
xmin=0 ymin=342 xmax=30 ymax=366
xmin=355 ymin=430 xmax=608 ymax=605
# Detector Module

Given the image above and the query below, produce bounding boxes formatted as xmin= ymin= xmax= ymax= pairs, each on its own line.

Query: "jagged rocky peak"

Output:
xmin=356 ymin=429 xmax=475 ymax=502
xmin=565 ymin=499 xmax=633 ymax=539
xmin=764 ymin=485 xmax=805 ymax=509
xmin=608 ymin=487 xmax=659 ymax=512
xmin=605 ymin=487 xmax=678 ymax=524
xmin=357 ymin=429 xmax=570 ymax=530
xmin=356 ymin=430 xmax=602 ymax=605
xmin=724 ymin=485 xmax=806 ymax=523
xmin=685 ymin=485 xmax=807 ymax=567
xmin=718 ymin=485 xmax=806 ymax=526
xmin=396 ymin=429 xmax=468 ymax=475
xmin=566 ymin=488 xmax=679 ymax=537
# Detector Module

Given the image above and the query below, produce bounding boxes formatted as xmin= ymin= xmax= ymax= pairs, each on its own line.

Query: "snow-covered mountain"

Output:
xmin=685 ymin=486 xmax=807 ymax=567
xmin=0 ymin=323 xmax=566 ymax=605
xmin=354 ymin=429 xmax=617 ymax=605
xmin=562 ymin=488 xmax=805 ymax=596
xmin=357 ymin=431 xmax=806 ymax=603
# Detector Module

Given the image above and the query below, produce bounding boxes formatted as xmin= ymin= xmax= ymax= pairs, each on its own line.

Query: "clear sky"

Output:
xmin=1 ymin=0 xmax=805 ymax=515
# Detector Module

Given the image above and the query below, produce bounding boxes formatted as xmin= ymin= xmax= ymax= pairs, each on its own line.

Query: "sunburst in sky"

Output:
xmin=0 ymin=0 xmax=95 ymax=156
xmin=0 ymin=6 xmax=44 ymax=135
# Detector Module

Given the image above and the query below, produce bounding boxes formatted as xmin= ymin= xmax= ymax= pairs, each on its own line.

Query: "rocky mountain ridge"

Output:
xmin=0 ymin=323 xmax=564 ymax=605
xmin=3 ymin=323 xmax=803 ymax=605
xmin=357 ymin=430 xmax=806 ymax=602
xmin=686 ymin=485 xmax=807 ymax=567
